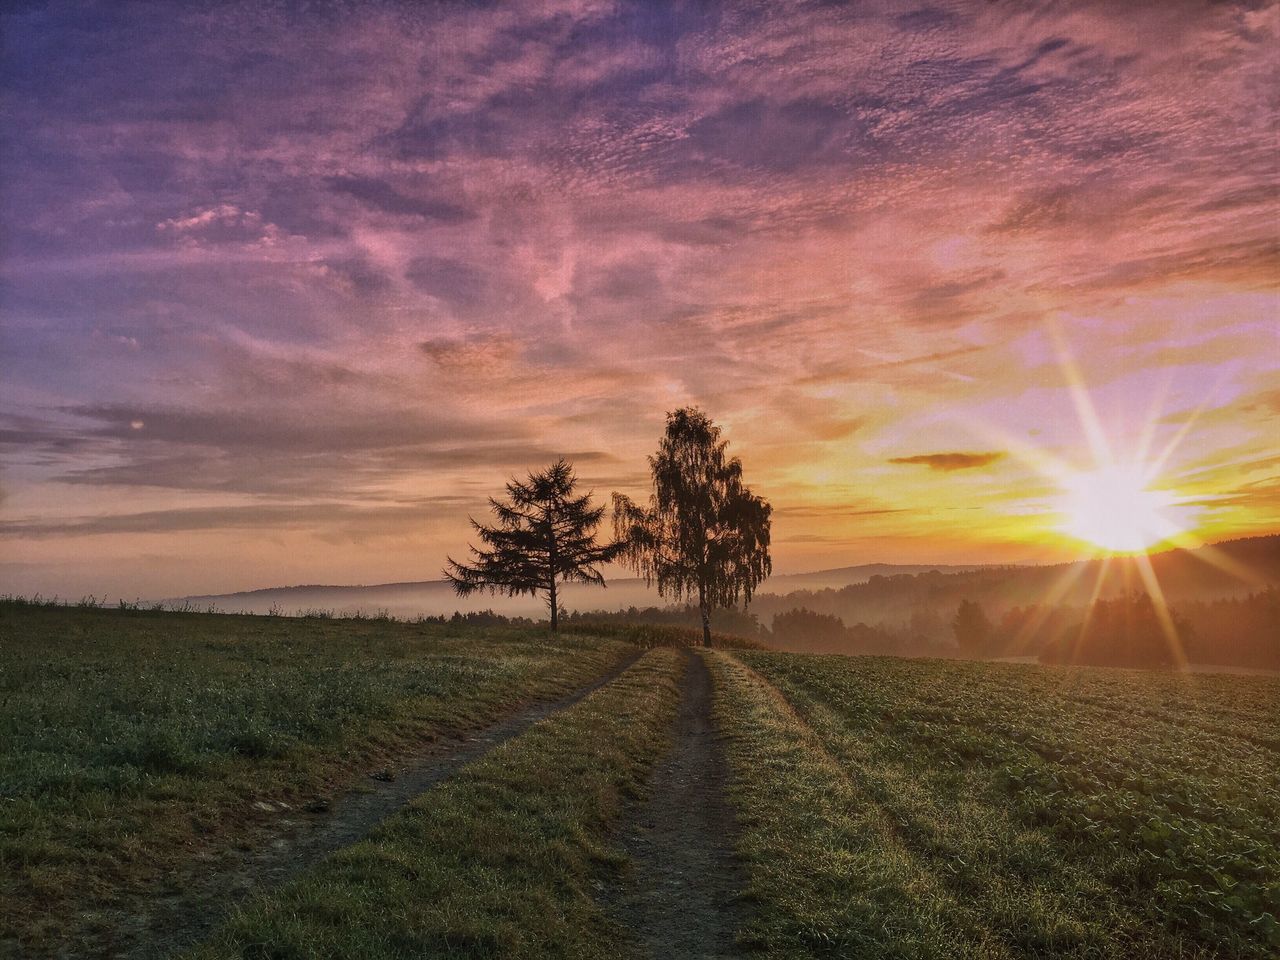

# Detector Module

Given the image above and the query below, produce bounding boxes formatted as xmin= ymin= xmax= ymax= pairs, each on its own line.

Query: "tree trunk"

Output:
xmin=698 ymin=583 xmax=711 ymax=647
xmin=546 ymin=508 xmax=558 ymax=632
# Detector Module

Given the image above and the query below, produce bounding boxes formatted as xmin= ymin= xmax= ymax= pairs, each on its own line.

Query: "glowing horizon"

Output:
xmin=1 ymin=1 xmax=1277 ymax=599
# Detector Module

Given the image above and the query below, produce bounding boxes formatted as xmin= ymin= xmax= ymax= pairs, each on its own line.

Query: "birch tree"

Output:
xmin=613 ymin=408 xmax=772 ymax=647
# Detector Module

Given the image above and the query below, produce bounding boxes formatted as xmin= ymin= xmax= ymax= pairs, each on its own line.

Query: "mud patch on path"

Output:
xmin=612 ymin=648 xmax=747 ymax=959
xmin=83 ymin=651 xmax=642 ymax=960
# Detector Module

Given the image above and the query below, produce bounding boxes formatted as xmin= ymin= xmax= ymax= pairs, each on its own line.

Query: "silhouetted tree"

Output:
xmin=771 ymin=608 xmax=847 ymax=652
xmin=1176 ymin=587 xmax=1280 ymax=668
xmin=613 ymin=408 xmax=772 ymax=647
xmin=952 ymin=598 xmax=992 ymax=656
xmin=444 ymin=459 xmax=618 ymax=631
xmin=1040 ymin=592 xmax=1189 ymax=668
xmin=909 ymin=606 xmax=946 ymax=643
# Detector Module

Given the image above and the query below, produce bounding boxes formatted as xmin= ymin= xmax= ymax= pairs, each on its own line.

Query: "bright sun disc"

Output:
xmin=1058 ymin=464 xmax=1182 ymax=553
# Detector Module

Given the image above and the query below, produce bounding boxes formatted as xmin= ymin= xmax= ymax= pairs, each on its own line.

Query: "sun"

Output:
xmin=1058 ymin=463 xmax=1183 ymax=553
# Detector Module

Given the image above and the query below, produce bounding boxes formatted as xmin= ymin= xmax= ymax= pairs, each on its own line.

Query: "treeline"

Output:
xmin=991 ymin=590 xmax=1277 ymax=668
xmin=765 ymin=589 xmax=1279 ymax=670
xmin=752 ymin=568 xmax=1040 ymax=639
xmin=279 ymin=590 xmax=1277 ymax=669
xmin=768 ymin=606 xmax=953 ymax=658
xmin=1175 ymin=591 xmax=1280 ymax=667
xmin=416 ymin=609 xmax=539 ymax=628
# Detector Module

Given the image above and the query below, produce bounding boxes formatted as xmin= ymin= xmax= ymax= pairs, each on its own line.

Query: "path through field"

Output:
xmin=106 ymin=651 xmax=643 ymax=960
xmin=614 ymin=649 xmax=746 ymax=959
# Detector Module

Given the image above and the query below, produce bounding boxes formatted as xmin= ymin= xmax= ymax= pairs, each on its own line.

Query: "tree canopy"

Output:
xmin=952 ymin=598 xmax=992 ymax=656
xmin=444 ymin=459 xmax=618 ymax=631
xmin=613 ymin=408 xmax=771 ymax=646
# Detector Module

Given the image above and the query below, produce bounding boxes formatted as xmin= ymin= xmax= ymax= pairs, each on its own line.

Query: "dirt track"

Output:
xmin=612 ymin=648 xmax=746 ymax=959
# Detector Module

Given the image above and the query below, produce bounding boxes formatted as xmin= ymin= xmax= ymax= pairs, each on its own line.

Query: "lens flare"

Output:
xmin=1057 ymin=463 xmax=1183 ymax=553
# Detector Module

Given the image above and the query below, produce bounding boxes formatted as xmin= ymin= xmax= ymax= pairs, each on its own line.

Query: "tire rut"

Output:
xmin=612 ymin=648 xmax=746 ymax=960
xmin=84 ymin=650 xmax=643 ymax=960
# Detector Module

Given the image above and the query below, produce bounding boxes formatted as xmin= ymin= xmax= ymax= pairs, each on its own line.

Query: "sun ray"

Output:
xmin=1048 ymin=322 xmax=1115 ymax=469
xmin=978 ymin=324 xmax=1263 ymax=672
xmin=1070 ymin=555 xmax=1113 ymax=665
xmin=1008 ymin=561 xmax=1089 ymax=656
xmin=1143 ymin=371 xmax=1233 ymax=484
xmin=947 ymin=412 xmax=1073 ymax=484
xmin=1133 ymin=366 xmax=1176 ymax=471
xmin=1155 ymin=528 xmax=1267 ymax=587
xmin=1133 ymin=553 xmax=1189 ymax=671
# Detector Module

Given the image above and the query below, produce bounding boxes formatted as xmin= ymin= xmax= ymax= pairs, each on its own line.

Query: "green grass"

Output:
xmin=711 ymin=650 xmax=1280 ymax=959
xmin=185 ymin=648 xmax=683 ymax=959
xmin=10 ymin=601 xmax=1276 ymax=959
xmin=0 ymin=602 xmax=633 ymax=953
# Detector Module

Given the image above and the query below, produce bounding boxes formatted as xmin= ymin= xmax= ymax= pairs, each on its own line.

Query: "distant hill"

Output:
xmin=176 ymin=562 xmax=982 ymax=620
xmin=176 ymin=536 xmax=1278 ymax=626
xmin=763 ymin=563 xmax=985 ymax=594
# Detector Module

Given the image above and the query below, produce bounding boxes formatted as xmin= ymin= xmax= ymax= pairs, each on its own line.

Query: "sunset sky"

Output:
xmin=2 ymin=0 xmax=1278 ymax=599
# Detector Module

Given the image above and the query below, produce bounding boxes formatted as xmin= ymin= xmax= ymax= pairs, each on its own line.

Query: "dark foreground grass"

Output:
xmin=712 ymin=650 xmax=1279 ymax=960
xmin=0 ymin=602 xmax=633 ymax=954
xmin=185 ymin=648 xmax=683 ymax=960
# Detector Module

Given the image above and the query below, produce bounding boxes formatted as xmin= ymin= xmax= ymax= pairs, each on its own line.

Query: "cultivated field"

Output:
xmin=3 ymin=603 xmax=1276 ymax=959
xmin=714 ymin=652 xmax=1280 ymax=959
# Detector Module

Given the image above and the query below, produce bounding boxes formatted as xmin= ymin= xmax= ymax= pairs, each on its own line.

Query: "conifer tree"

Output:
xmin=444 ymin=459 xmax=618 ymax=631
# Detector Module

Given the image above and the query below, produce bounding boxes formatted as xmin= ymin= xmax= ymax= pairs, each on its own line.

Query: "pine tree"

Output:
xmin=444 ymin=459 xmax=618 ymax=631
xmin=613 ymin=408 xmax=772 ymax=647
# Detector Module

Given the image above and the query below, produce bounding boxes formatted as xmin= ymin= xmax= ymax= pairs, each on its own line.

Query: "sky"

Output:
xmin=2 ymin=0 xmax=1278 ymax=599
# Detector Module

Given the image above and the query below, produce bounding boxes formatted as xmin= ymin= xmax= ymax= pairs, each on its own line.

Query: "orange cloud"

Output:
xmin=889 ymin=452 xmax=1007 ymax=472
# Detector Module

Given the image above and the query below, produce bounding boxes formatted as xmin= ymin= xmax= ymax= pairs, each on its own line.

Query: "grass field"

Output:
xmin=0 ymin=602 xmax=633 ymax=955
xmin=712 ymin=651 xmax=1280 ymax=959
xmin=5 ymin=604 xmax=1277 ymax=959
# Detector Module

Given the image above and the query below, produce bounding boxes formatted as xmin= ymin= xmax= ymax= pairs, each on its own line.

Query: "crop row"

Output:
xmin=739 ymin=653 xmax=1280 ymax=958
